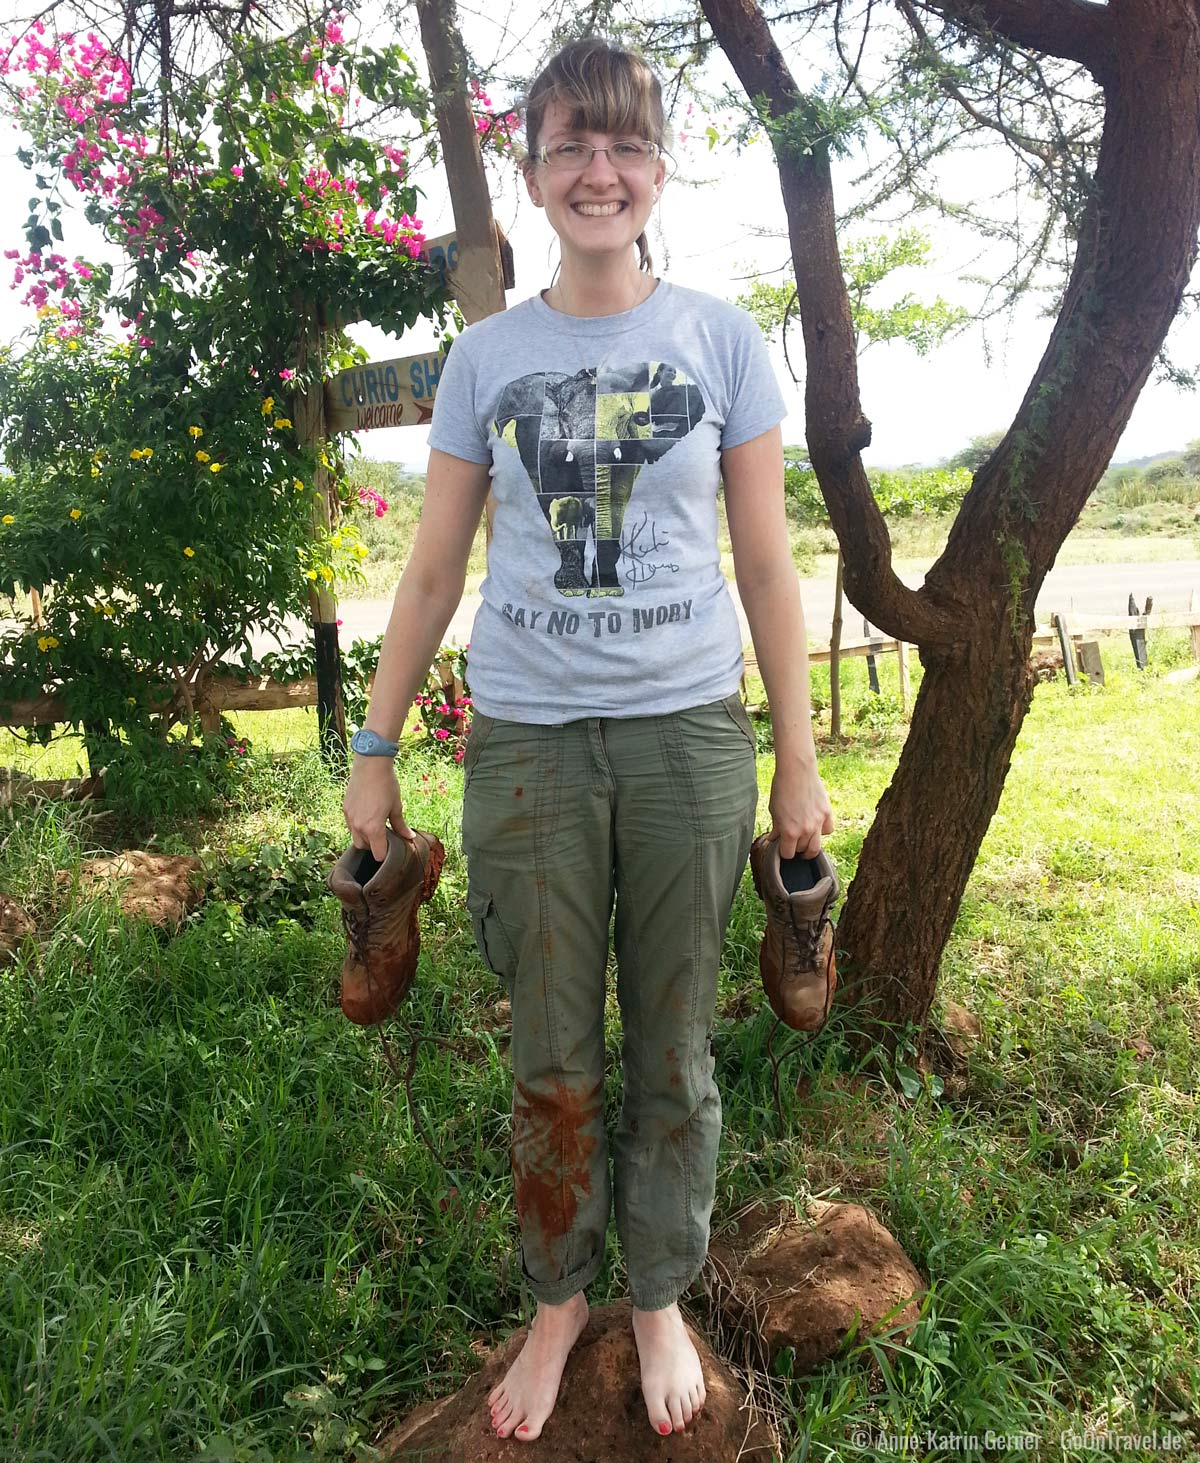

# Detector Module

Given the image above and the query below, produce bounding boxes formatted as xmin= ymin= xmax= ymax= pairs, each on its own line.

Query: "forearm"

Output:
xmin=738 ymin=565 xmax=818 ymax=767
xmin=361 ymin=568 xmax=464 ymax=744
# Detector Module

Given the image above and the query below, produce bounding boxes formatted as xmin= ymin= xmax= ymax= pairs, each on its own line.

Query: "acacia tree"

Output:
xmin=668 ymin=0 xmax=1200 ymax=1061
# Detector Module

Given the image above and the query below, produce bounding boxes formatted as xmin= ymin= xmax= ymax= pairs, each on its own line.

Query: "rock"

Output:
xmin=705 ymin=1199 xmax=925 ymax=1371
xmin=379 ymin=1302 xmax=781 ymax=1462
xmin=0 ymin=894 xmax=35 ymax=963
xmin=67 ymin=851 xmax=208 ymax=931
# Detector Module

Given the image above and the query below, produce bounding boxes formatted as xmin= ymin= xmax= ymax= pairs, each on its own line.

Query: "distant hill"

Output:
xmin=1109 ymin=449 xmax=1185 ymax=470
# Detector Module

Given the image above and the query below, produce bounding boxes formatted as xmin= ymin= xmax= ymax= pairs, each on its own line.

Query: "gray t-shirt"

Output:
xmin=425 ymin=279 xmax=787 ymax=723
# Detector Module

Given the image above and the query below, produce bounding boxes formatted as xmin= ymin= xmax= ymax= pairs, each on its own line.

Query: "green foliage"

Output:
xmin=99 ymin=719 xmax=254 ymax=824
xmin=210 ymin=824 xmax=339 ymax=929
xmin=943 ymin=428 xmax=1006 ymax=472
xmin=736 ymin=227 xmax=968 ymax=355
xmin=1141 ymin=455 xmax=1188 ymax=487
xmin=783 ymin=461 xmax=971 ymax=527
xmin=0 ymin=21 xmax=453 ymax=745
xmin=1183 ymin=438 xmax=1200 ymax=478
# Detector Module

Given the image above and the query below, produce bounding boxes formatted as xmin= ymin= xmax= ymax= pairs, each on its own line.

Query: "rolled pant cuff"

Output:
xmin=628 ymin=1280 xmax=688 ymax=1311
xmin=523 ymin=1246 xmax=605 ymax=1305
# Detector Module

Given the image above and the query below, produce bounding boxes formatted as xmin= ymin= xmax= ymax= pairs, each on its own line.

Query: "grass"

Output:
xmin=1 ymin=647 xmax=1199 ymax=1460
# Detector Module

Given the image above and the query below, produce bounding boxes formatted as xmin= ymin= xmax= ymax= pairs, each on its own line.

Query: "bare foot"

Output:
xmin=631 ymin=1302 xmax=707 ymax=1435
xmin=487 ymin=1292 xmax=589 ymax=1441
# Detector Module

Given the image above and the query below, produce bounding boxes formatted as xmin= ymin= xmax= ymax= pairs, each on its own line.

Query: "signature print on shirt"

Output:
xmin=492 ymin=362 xmax=704 ymax=598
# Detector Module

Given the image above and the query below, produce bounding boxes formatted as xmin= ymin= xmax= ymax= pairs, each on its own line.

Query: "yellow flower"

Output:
xmin=320 ymin=453 xmax=333 ymax=469
xmin=37 ymin=635 xmax=60 ymax=651
xmin=188 ymin=425 xmax=203 ymax=438
xmin=183 ymin=546 xmax=195 ymax=558
xmin=354 ymin=543 xmax=369 ymax=559
xmin=1 ymin=515 xmax=13 ymax=525
xmin=130 ymin=448 xmax=143 ymax=459
xmin=195 ymin=450 xmax=210 ymax=463
xmin=261 ymin=396 xmax=275 ymax=415
xmin=304 ymin=568 xmax=318 ymax=581
xmin=330 ymin=532 xmax=342 ymax=547
xmin=67 ymin=340 xmax=79 ymax=351
xmin=293 ymin=478 xmax=305 ymax=492
xmin=103 ymin=603 xmax=115 ymax=617
xmin=273 ymin=417 xmax=292 ymax=429
xmin=69 ymin=508 xmax=82 ymax=520
xmin=209 ymin=462 xmax=224 ymax=474
xmin=320 ymin=565 xmax=333 ymax=583
xmin=91 ymin=467 xmax=100 ymax=477
xmin=127 ymin=697 xmax=137 ymax=706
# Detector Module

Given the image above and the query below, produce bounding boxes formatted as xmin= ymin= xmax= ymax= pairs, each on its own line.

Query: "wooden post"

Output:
xmin=1053 ymin=612 xmax=1078 ymax=686
xmin=295 ymin=304 xmax=348 ymax=770
xmin=1077 ymin=641 xmax=1105 ymax=685
xmin=897 ymin=639 xmax=910 ymax=713
xmin=1128 ymin=592 xmax=1149 ymax=670
xmin=863 ymin=615 xmax=881 ymax=694
xmin=829 ymin=549 xmax=844 ymax=738
xmin=1190 ymin=590 xmax=1200 ymax=663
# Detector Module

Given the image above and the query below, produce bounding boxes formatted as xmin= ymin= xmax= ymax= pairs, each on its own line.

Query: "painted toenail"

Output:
xmin=659 ymin=1422 xmax=671 ymax=1434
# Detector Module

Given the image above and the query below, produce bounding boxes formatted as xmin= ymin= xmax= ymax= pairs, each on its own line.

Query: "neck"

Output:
xmin=544 ymin=257 xmax=655 ymax=317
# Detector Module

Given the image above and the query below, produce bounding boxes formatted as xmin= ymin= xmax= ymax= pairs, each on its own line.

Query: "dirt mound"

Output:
xmin=707 ymin=1198 xmax=924 ymax=1370
xmin=67 ymin=851 xmax=208 ymax=931
xmin=379 ymin=1301 xmax=780 ymax=1462
xmin=0 ymin=894 xmax=36 ymax=963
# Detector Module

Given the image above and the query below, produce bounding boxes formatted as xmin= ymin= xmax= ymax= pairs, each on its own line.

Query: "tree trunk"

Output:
xmin=699 ymin=0 xmax=1200 ymax=1062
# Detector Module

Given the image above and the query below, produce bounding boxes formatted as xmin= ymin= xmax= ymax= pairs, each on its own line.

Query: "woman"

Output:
xmin=341 ymin=35 xmax=833 ymax=1445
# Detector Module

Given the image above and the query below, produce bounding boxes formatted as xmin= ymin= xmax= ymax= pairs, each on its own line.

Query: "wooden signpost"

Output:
xmin=323 ymin=225 xmax=513 ymax=435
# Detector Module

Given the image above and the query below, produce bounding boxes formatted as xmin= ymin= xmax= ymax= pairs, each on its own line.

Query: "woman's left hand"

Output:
xmin=766 ymin=760 xmax=835 ymax=860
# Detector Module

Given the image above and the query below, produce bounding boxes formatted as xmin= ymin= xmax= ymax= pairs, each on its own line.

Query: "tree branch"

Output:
xmin=920 ymin=0 xmax=1114 ymax=74
xmin=699 ymin=0 xmax=959 ymax=644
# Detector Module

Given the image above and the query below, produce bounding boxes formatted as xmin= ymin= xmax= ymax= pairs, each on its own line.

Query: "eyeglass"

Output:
xmin=537 ymin=139 xmax=661 ymax=170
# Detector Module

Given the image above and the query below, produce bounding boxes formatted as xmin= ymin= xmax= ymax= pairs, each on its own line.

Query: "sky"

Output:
xmin=2 ymin=1 xmax=1197 ymax=472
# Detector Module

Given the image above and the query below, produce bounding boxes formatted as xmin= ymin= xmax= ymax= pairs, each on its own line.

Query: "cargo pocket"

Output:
xmin=466 ymin=883 xmax=518 ymax=993
xmin=720 ymin=693 xmax=758 ymax=755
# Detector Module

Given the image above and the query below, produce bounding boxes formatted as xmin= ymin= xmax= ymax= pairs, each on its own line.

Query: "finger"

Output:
xmin=369 ymin=827 xmax=388 ymax=862
xmin=801 ymin=830 xmax=823 ymax=860
xmin=391 ymin=805 xmax=416 ymax=843
xmin=823 ymin=806 xmax=836 ymax=834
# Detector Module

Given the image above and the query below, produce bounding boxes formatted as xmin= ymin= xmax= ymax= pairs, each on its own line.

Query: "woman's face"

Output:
xmin=526 ymin=97 xmax=667 ymax=265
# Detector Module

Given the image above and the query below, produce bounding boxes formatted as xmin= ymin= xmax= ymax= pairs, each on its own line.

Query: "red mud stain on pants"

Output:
xmin=511 ymin=1075 xmax=604 ymax=1253
xmin=666 ymin=1045 xmax=682 ymax=1088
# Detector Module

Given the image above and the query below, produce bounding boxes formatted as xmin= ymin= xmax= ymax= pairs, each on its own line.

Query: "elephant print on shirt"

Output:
xmin=492 ymin=362 xmax=704 ymax=598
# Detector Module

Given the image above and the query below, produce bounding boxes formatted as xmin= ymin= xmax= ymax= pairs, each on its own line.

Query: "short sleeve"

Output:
xmin=426 ymin=330 xmax=490 ymax=464
xmin=721 ymin=311 xmax=788 ymax=450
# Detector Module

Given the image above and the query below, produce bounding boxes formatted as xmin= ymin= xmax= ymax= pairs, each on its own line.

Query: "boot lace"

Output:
xmin=341 ymin=893 xmax=372 ymax=968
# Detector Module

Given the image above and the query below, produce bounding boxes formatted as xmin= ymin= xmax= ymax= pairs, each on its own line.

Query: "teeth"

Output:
xmin=573 ymin=202 xmax=625 ymax=216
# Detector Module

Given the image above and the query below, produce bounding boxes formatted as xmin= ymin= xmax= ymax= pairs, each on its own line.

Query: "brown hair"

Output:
xmin=519 ymin=36 xmax=668 ymax=276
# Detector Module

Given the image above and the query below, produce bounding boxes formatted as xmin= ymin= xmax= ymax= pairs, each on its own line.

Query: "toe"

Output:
xmin=514 ymin=1420 xmax=542 ymax=1441
xmin=493 ymin=1400 xmax=515 ymax=1431
xmin=668 ymin=1395 xmax=686 ymax=1432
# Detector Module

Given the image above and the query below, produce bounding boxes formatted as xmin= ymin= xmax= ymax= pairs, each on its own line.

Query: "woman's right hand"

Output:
xmin=342 ymin=756 xmax=416 ymax=861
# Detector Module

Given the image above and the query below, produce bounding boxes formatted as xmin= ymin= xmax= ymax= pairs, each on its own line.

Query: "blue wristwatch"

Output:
xmin=349 ymin=727 xmax=400 ymax=758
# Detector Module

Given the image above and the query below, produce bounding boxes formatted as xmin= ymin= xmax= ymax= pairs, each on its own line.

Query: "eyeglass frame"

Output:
xmin=535 ymin=139 xmax=663 ymax=170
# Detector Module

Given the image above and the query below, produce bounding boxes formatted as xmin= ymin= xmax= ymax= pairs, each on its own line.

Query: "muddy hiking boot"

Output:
xmin=749 ymin=834 xmax=839 ymax=1032
xmin=327 ymin=828 xmax=445 ymax=1026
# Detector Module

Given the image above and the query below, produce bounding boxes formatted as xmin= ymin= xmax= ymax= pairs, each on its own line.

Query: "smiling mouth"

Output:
xmin=571 ymin=201 xmax=628 ymax=217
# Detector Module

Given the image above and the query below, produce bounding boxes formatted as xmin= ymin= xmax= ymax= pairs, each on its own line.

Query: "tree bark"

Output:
xmin=699 ymin=0 xmax=1200 ymax=1061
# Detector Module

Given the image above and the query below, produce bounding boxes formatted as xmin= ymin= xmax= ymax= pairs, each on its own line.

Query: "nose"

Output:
xmin=578 ymin=145 xmax=621 ymax=187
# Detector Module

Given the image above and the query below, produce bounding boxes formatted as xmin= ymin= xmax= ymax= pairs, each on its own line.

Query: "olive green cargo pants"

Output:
xmin=461 ymin=694 xmax=759 ymax=1311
